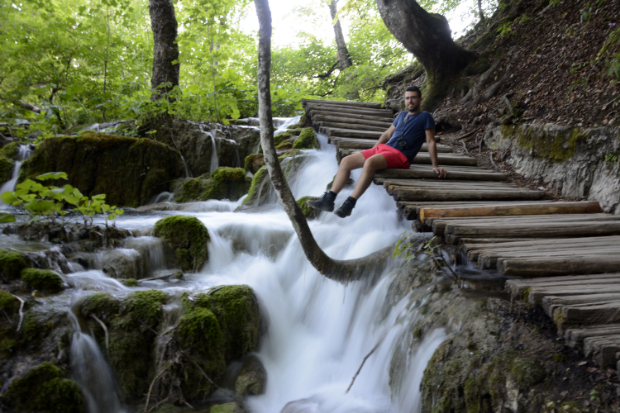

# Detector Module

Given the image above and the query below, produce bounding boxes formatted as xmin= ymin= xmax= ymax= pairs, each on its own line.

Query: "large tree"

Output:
xmin=328 ymin=0 xmax=360 ymax=100
xmin=149 ymin=0 xmax=179 ymax=100
xmin=254 ymin=0 xmax=391 ymax=283
xmin=375 ymin=0 xmax=475 ymax=109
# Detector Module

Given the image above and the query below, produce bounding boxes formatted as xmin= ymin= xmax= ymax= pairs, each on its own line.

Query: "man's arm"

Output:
xmin=425 ymin=129 xmax=447 ymax=178
xmin=375 ymin=125 xmax=395 ymax=147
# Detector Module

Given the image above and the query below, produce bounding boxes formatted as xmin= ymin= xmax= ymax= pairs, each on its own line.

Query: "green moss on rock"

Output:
xmin=511 ymin=357 xmax=546 ymax=389
xmin=5 ymin=362 xmax=85 ymax=413
xmin=276 ymin=140 xmax=293 ymax=151
xmin=21 ymin=268 xmax=64 ymax=293
xmin=19 ymin=133 xmax=186 ymax=207
xmin=121 ymin=278 xmax=139 ymax=287
xmin=0 ymin=249 xmax=30 ymax=280
xmin=0 ymin=142 xmax=20 ymax=160
xmin=0 ymin=156 xmax=16 ymax=183
xmin=293 ymin=127 xmax=319 ymax=150
xmin=297 ymin=196 xmax=320 ymax=219
xmin=512 ymin=125 xmax=587 ymax=162
xmin=176 ymin=167 xmax=250 ymax=203
xmin=241 ymin=166 xmax=269 ymax=206
xmin=210 ymin=403 xmax=244 ymax=413
xmin=0 ymin=288 xmax=19 ymax=313
xmin=154 ymin=215 xmax=210 ymax=272
xmin=244 ymin=153 xmax=265 ymax=174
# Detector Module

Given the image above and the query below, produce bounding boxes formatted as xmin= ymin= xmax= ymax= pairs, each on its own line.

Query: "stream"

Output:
xmin=0 ymin=119 xmax=448 ymax=413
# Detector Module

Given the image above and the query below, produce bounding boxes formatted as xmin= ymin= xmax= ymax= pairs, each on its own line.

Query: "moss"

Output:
xmin=21 ymin=268 xmax=64 ymax=293
xmin=244 ymin=153 xmax=264 ymax=173
xmin=176 ymin=167 xmax=250 ymax=203
xmin=0 ymin=288 xmax=19 ymax=313
xmin=241 ymin=166 xmax=269 ymax=206
xmin=0 ymin=156 xmax=16 ymax=183
xmin=80 ymin=292 xmax=120 ymax=319
xmin=514 ymin=126 xmax=587 ymax=162
xmin=510 ymin=357 xmax=546 ymax=390
xmin=210 ymin=403 xmax=244 ymax=413
xmin=121 ymin=278 xmax=138 ymax=287
xmin=0 ymin=249 xmax=30 ymax=280
xmin=297 ymin=196 xmax=320 ymax=219
xmin=5 ymin=362 xmax=85 ymax=413
xmin=286 ymin=113 xmax=307 ymax=130
xmin=0 ymin=142 xmax=20 ymax=160
xmin=19 ymin=133 xmax=186 ymax=207
xmin=258 ymin=132 xmax=289 ymax=154
xmin=293 ymin=127 xmax=319 ymax=150
xmin=276 ymin=140 xmax=293 ymax=151
xmin=154 ymin=215 xmax=210 ymax=272
xmin=22 ymin=311 xmax=45 ymax=345
xmin=0 ymin=338 xmax=17 ymax=354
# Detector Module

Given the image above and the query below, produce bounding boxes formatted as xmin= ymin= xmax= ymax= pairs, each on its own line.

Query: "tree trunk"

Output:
xmin=328 ymin=0 xmax=360 ymax=100
xmin=375 ymin=0 xmax=476 ymax=110
xmin=477 ymin=0 xmax=485 ymax=22
xmin=254 ymin=0 xmax=392 ymax=284
xmin=149 ymin=0 xmax=179 ymax=101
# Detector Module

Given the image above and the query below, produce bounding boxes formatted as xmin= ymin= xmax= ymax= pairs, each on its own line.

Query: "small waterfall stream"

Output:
xmin=0 ymin=144 xmax=33 ymax=204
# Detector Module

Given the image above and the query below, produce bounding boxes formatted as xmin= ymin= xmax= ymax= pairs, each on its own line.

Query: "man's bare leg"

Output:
xmin=330 ymin=153 xmax=366 ymax=194
xmin=350 ymin=154 xmax=387 ymax=199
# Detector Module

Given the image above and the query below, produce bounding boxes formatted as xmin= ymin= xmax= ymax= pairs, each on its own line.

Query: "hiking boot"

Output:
xmin=334 ymin=197 xmax=357 ymax=218
xmin=307 ymin=191 xmax=336 ymax=212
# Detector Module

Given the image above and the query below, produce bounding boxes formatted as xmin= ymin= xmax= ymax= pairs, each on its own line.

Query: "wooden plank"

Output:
xmin=419 ymin=201 xmax=602 ymax=222
xmin=543 ymin=294 xmax=620 ymax=316
xmin=313 ymin=115 xmax=394 ymax=128
xmin=321 ymin=122 xmax=387 ymax=132
xmin=498 ymin=255 xmax=620 ymax=277
xmin=379 ymin=179 xmax=516 ymax=188
xmin=583 ymin=335 xmax=620 ymax=367
xmin=463 ymin=235 xmax=620 ymax=254
xmin=444 ymin=221 xmax=620 ymax=238
xmin=506 ymin=273 xmax=620 ymax=294
xmin=308 ymin=109 xmax=394 ymax=122
xmin=302 ymin=99 xmax=383 ymax=109
xmin=338 ymin=150 xmax=479 ymax=166
xmin=565 ymin=324 xmax=620 ymax=347
xmin=321 ymin=127 xmax=383 ymax=139
xmin=305 ymin=101 xmax=393 ymax=114
xmin=332 ymin=137 xmax=453 ymax=153
xmin=375 ymin=168 xmax=508 ymax=182
xmin=396 ymin=188 xmax=545 ymax=203
xmin=307 ymin=105 xmax=394 ymax=118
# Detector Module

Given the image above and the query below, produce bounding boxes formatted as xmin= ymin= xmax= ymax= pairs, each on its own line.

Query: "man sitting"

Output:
xmin=308 ymin=85 xmax=447 ymax=217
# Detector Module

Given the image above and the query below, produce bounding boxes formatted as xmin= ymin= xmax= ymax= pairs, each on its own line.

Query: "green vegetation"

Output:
xmin=176 ymin=167 xmax=250 ymax=203
xmin=0 ymin=288 xmax=20 ymax=313
xmin=21 ymin=268 xmax=65 ymax=293
xmin=153 ymin=215 xmax=210 ymax=272
xmin=509 ymin=125 xmax=588 ymax=162
xmin=297 ymin=196 xmax=320 ymax=219
xmin=242 ymin=166 xmax=270 ymax=206
xmin=0 ymin=249 xmax=30 ymax=280
xmin=292 ymin=128 xmax=319 ymax=150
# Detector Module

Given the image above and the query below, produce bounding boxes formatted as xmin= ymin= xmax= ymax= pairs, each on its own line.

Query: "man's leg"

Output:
xmin=307 ymin=153 xmax=366 ymax=212
xmin=334 ymin=154 xmax=387 ymax=218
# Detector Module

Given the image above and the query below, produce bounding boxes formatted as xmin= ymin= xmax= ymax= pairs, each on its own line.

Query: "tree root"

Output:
xmin=90 ymin=314 xmax=110 ymax=353
xmin=455 ymin=129 xmax=479 ymax=140
xmin=11 ymin=294 xmax=25 ymax=331
xmin=346 ymin=339 xmax=384 ymax=393
xmin=461 ymin=141 xmax=471 ymax=156
xmin=489 ymin=152 xmax=497 ymax=169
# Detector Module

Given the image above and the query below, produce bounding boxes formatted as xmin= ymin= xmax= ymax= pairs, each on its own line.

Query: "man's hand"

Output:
xmin=433 ymin=166 xmax=447 ymax=178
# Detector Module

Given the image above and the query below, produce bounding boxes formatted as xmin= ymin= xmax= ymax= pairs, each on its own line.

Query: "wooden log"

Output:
xmin=498 ymin=255 xmax=620 ymax=277
xmin=463 ymin=235 xmax=620 ymax=254
xmin=583 ymin=335 xmax=620 ymax=367
xmin=321 ymin=127 xmax=383 ymax=139
xmin=565 ymin=324 xmax=620 ymax=347
xmin=333 ymin=138 xmax=453 ymax=153
xmin=306 ymin=105 xmax=393 ymax=118
xmin=543 ymin=294 xmax=620 ymax=317
xmin=302 ymin=98 xmax=383 ymax=109
xmin=445 ymin=220 xmax=620 ymax=239
xmin=313 ymin=114 xmax=393 ymax=128
xmin=478 ymin=244 xmax=619 ymax=269
xmin=419 ymin=201 xmax=602 ymax=222
xmin=556 ymin=301 xmax=620 ymax=326
xmin=380 ymin=169 xmax=508 ymax=182
xmin=308 ymin=109 xmax=395 ymax=122
xmin=396 ymin=188 xmax=545 ymax=203
xmin=320 ymin=122 xmax=388 ymax=132
xmin=533 ymin=286 xmax=620 ymax=305
xmin=379 ymin=179 xmax=516 ymax=188
xmin=506 ymin=273 xmax=620 ymax=295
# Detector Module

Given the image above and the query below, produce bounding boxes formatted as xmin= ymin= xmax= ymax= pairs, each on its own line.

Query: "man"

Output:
xmin=308 ymin=85 xmax=447 ymax=217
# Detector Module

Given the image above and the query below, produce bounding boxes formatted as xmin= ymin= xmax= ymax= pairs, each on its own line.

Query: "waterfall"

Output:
xmin=0 ymin=144 xmax=33 ymax=205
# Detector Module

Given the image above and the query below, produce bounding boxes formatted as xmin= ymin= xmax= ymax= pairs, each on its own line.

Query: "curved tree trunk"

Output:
xmin=149 ymin=0 xmax=179 ymax=101
xmin=328 ymin=0 xmax=360 ymax=100
xmin=375 ymin=0 xmax=475 ymax=109
xmin=254 ymin=0 xmax=392 ymax=284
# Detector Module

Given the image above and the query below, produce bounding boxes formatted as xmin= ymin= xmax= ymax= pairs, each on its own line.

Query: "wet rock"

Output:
xmin=153 ymin=215 xmax=210 ymax=272
xmin=510 ymin=357 xmax=546 ymax=390
xmin=19 ymin=133 xmax=186 ymax=207
xmin=21 ymin=268 xmax=65 ymax=293
xmin=0 ymin=155 xmax=15 ymax=183
xmin=210 ymin=402 xmax=245 ymax=413
xmin=4 ymin=362 xmax=84 ymax=413
xmin=292 ymin=127 xmax=319 ymax=150
xmin=235 ymin=354 xmax=267 ymax=397
xmin=0 ymin=288 xmax=20 ymax=313
xmin=0 ymin=249 xmax=31 ymax=281
xmin=296 ymin=196 xmax=320 ymax=219
xmin=244 ymin=153 xmax=265 ymax=174
xmin=0 ymin=142 xmax=20 ymax=160
xmin=101 ymin=249 xmax=145 ymax=279
xmin=176 ymin=167 xmax=251 ymax=203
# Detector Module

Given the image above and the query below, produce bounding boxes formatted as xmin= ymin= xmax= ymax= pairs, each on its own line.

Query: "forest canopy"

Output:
xmin=0 ymin=0 xmax=497 ymax=136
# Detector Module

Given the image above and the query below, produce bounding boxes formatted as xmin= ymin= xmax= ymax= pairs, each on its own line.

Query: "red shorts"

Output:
xmin=360 ymin=144 xmax=410 ymax=169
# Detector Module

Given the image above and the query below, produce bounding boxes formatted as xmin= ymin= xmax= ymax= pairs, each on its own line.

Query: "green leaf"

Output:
xmin=0 ymin=212 xmax=16 ymax=223
xmin=1 ymin=192 xmax=19 ymax=205
xmin=36 ymin=172 xmax=68 ymax=181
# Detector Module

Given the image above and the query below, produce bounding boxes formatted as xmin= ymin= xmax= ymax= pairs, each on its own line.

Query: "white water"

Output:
xmin=0 ymin=145 xmax=33 ymax=206
xmin=30 ymin=122 xmax=446 ymax=413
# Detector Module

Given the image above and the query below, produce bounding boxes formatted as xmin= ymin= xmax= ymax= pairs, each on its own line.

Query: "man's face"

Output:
xmin=404 ymin=91 xmax=421 ymax=112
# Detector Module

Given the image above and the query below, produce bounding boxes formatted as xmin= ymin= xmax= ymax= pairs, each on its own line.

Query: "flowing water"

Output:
xmin=0 ymin=144 xmax=33 ymax=206
xmin=1 ymin=122 xmax=448 ymax=413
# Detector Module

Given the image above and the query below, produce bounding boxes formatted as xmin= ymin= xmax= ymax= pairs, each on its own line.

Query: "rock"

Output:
xmin=0 ymin=288 xmax=20 ymax=314
xmin=0 ymin=249 xmax=30 ymax=280
xmin=510 ymin=357 xmax=546 ymax=390
xmin=296 ymin=196 xmax=320 ymax=219
xmin=235 ymin=354 xmax=267 ymax=397
xmin=19 ymin=133 xmax=186 ymax=207
xmin=210 ymin=403 xmax=245 ymax=413
xmin=0 ymin=155 xmax=15 ymax=183
xmin=21 ymin=268 xmax=64 ymax=293
xmin=176 ymin=167 xmax=251 ymax=203
xmin=153 ymin=215 xmax=210 ymax=272
xmin=244 ymin=153 xmax=265 ymax=174
xmin=120 ymin=278 xmax=139 ymax=287
xmin=101 ymin=249 xmax=145 ymax=279
xmin=0 ymin=142 xmax=20 ymax=160
xmin=79 ymin=290 xmax=167 ymax=400
xmin=292 ymin=127 xmax=319 ymax=150
xmin=5 ymin=362 xmax=84 ymax=413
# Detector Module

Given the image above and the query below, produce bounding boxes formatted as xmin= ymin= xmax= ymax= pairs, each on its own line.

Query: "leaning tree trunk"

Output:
xmin=328 ymin=0 xmax=360 ymax=100
xmin=254 ymin=0 xmax=392 ymax=284
xmin=375 ymin=0 xmax=476 ymax=110
xmin=149 ymin=0 xmax=179 ymax=101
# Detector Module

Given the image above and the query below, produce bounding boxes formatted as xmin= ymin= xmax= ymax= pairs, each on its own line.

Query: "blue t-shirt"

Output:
xmin=386 ymin=111 xmax=435 ymax=162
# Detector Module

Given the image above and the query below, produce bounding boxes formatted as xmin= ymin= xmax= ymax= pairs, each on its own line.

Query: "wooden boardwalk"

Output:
xmin=302 ymin=98 xmax=620 ymax=370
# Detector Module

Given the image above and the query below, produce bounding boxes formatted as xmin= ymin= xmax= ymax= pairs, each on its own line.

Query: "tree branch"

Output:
xmin=313 ymin=60 xmax=340 ymax=80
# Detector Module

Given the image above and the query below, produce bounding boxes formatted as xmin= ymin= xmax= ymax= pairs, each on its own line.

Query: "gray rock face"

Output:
xmin=101 ymin=249 xmax=145 ymax=279
xmin=235 ymin=354 xmax=267 ymax=397
xmin=484 ymin=123 xmax=620 ymax=214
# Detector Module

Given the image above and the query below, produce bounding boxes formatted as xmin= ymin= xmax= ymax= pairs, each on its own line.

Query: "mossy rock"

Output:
xmin=5 ymin=362 xmax=85 ymax=413
xmin=244 ymin=153 xmax=265 ymax=174
xmin=210 ymin=403 xmax=244 ymax=413
xmin=276 ymin=141 xmax=293 ymax=151
xmin=241 ymin=166 xmax=270 ymax=206
xmin=0 ymin=249 xmax=30 ymax=280
xmin=292 ymin=127 xmax=319 ymax=150
xmin=176 ymin=167 xmax=250 ymax=203
xmin=0 ymin=142 xmax=20 ymax=160
xmin=286 ymin=114 xmax=307 ymax=130
xmin=80 ymin=290 xmax=167 ymax=400
xmin=121 ymin=278 xmax=139 ymax=287
xmin=0 ymin=155 xmax=16 ymax=183
xmin=258 ymin=132 xmax=290 ymax=154
xmin=235 ymin=355 xmax=266 ymax=397
xmin=511 ymin=125 xmax=588 ymax=162
xmin=296 ymin=196 xmax=320 ymax=220
xmin=510 ymin=357 xmax=546 ymax=390
xmin=0 ymin=288 xmax=19 ymax=313
xmin=21 ymin=268 xmax=64 ymax=293
xmin=19 ymin=133 xmax=186 ymax=207
xmin=154 ymin=215 xmax=210 ymax=272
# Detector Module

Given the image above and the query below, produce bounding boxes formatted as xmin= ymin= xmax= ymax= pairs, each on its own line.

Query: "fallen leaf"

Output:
xmin=578 ymin=361 xmax=587 ymax=366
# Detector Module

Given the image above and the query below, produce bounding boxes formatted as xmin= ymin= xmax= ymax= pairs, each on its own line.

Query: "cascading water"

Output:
xmin=0 ymin=144 xmax=33 ymax=205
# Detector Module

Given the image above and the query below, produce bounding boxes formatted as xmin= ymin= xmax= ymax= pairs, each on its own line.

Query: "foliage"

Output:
xmin=0 ymin=172 xmax=123 ymax=225
xmin=393 ymin=232 xmax=461 ymax=282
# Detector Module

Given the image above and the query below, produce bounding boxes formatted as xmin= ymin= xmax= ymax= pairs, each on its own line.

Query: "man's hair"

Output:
xmin=404 ymin=86 xmax=422 ymax=98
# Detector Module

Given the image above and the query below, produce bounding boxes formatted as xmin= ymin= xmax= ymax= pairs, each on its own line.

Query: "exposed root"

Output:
xmin=91 ymin=314 xmax=110 ymax=353
xmin=490 ymin=152 xmax=498 ymax=169
xmin=455 ymin=128 xmax=479 ymax=140
xmin=11 ymin=294 xmax=25 ymax=331
xmin=461 ymin=140 xmax=471 ymax=156
xmin=144 ymin=367 xmax=169 ymax=413
xmin=346 ymin=339 xmax=383 ymax=393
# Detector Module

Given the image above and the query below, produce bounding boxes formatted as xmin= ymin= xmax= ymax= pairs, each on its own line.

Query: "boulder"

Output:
xmin=101 ymin=249 xmax=145 ymax=279
xmin=153 ymin=215 xmax=210 ymax=272
xmin=0 ymin=142 xmax=20 ymax=160
xmin=244 ymin=153 xmax=265 ymax=174
xmin=235 ymin=354 xmax=267 ymax=397
xmin=0 ymin=155 xmax=15 ymax=183
xmin=21 ymin=268 xmax=65 ymax=293
xmin=176 ymin=167 xmax=251 ymax=203
xmin=0 ymin=249 xmax=30 ymax=280
xmin=210 ymin=403 xmax=245 ymax=413
xmin=292 ymin=127 xmax=319 ymax=150
xmin=19 ymin=133 xmax=186 ymax=207
xmin=296 ymin=196 xmax=320 ymax=220
xmin=5 ymin=362 xmax=84 ymax=413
